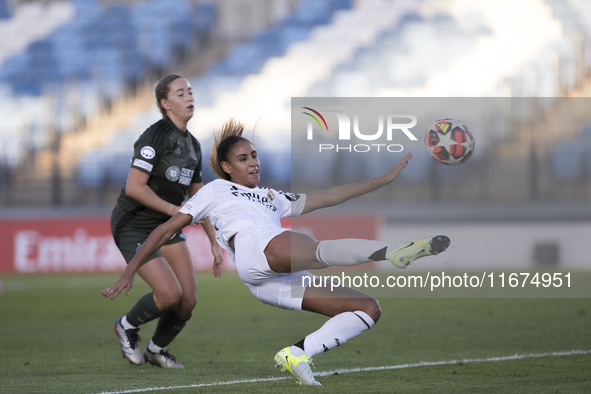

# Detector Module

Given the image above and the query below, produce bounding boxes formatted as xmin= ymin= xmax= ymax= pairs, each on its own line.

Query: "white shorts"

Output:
xmin=234 ymin=227 xmax=318 ymax=312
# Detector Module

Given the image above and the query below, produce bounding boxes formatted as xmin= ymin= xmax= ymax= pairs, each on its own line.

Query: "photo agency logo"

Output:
xmin=302 ymin=107 xmax=418 ymax=153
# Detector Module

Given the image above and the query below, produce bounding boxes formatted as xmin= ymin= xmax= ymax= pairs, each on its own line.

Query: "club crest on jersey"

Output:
xmin=166 ymin=166 xmax=181 ymax=182
xmin=267 ymin=190 xmax=275 ymax=202
xmin=140 ymin=146 xmax=156 ymax=159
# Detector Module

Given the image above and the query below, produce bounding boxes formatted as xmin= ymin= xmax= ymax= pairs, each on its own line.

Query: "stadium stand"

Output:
xmin=0 ymin=0 xmax=216 ymax=160
xmin=190 ymin=0 xmax=353 ymax=108
xmin=0 ymin=0 xmax=220 ymax=205
xmin=77 ymin=0 xmax=353 ymax=189
xmin=1 ymin=0 xmax=591 ymax=207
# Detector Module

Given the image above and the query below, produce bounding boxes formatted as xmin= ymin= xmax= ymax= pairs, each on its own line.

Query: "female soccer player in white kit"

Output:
xmin=103 ymin=119 xmax=450 ymax=386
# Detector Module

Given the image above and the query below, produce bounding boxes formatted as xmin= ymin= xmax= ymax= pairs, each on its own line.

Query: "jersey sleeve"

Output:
xmin=191 ymin=156 xmax=203 ymax=184
xmin=190 ymin=137 xmax=203 ymax=184
xmin=179 ymin=183 xmax=213 ymax=223
xmin=277 ymin=191 xmax=307 ymax=218
xmin=130 ymin=127 xmax=162 ymax=175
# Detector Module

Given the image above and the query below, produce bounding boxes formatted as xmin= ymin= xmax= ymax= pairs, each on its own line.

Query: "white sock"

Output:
xmin=148 ymin=339 xmax=164 ymax=353
xmin=297 ymin=311 xmax=375 ymax=358
xmin=121 ymin=315 xmax=138 ymax=330
xmin=316 ymin=239 xmax=394 ymax=266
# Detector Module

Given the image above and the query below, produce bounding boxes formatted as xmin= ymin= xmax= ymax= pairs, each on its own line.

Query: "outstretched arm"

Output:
xmin=302 ymin=152 xmax=411 ymax=215
xmin=101 ymin=212 xmax=193 ymax=300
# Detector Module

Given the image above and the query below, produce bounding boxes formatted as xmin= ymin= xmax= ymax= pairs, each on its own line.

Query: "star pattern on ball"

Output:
xmin=424 ymin=119 xmax=475 ymax=165
xmin=435 ymin=127 xmax=459 ymax=151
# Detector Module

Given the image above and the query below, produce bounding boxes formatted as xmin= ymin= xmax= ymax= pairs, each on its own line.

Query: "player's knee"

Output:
xmin=157 ymin=287 xmax=183 ymax=309
xmin=181 ymin=293 xmax=197 ymax=312
xmin=362 ymin=297 xmax=382 ymax=323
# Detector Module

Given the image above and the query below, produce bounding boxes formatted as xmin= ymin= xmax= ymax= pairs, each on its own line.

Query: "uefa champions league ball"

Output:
xmin=424 ymin=118 xmax=475 ymax=165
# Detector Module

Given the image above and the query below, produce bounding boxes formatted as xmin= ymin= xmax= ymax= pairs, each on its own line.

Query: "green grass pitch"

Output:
xmin=0 ymin=273 xmax=590 ymax=393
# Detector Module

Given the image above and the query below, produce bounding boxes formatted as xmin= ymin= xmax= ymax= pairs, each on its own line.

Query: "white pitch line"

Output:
xmin=92 ymin=377 xmax=292 ymax=394
xmin=92 ymin=349 xmax=591 ymax=394
xmin=313 ymin=349 xmax=591 ymax=377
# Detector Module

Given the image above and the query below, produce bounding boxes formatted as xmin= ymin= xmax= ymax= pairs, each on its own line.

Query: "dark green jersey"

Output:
xmin=115 ymin=116 xmax=203 ymax=222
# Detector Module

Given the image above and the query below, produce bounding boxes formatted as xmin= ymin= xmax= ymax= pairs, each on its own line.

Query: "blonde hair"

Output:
xmin=209 ymin=119 xmax=249 ymax=181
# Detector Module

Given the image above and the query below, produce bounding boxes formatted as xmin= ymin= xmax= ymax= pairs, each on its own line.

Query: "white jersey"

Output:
xmin=179 ymin=179 xmax=306 ymax=261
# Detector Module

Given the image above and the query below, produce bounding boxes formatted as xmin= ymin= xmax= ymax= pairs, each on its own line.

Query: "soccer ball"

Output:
xmin=424 ymin=118 xmax=475 ymax=165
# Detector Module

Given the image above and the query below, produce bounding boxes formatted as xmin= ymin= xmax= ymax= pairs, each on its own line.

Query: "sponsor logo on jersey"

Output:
xmin=166 ymin=166 xmax=181 ymax=182
xmin=230 ymin=185 xmax=277 ymax=212
xmin=133 ymin=158 xmax=153 ymax=172
xmin=180 ymin=168 xmax=194 ymax=186
xmin=282 ymin=192 xmax=300 ymax=202
xmin=140 ymin=146 xmax=156 ymax=159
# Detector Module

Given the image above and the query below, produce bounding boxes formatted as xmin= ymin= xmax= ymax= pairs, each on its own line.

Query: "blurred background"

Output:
xmin=0 ymin=0 xmax=589 ymax=274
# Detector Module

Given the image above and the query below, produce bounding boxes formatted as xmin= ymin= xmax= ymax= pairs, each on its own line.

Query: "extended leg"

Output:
xmin=275 ymin=285 xmax=381 ymax=386
xmin=265 ymin=231 xmax=450 ymax=272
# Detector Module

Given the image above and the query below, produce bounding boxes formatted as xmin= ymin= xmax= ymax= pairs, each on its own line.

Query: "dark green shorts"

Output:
xmin=111 ymin=205 xmax=186 ymax=264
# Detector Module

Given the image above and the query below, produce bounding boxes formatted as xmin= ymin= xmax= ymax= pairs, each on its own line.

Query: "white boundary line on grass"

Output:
xmin=92 ymin=349 xmax=591 ymax=394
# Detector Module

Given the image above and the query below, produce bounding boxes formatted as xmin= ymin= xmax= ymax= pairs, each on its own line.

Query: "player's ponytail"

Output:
xmin=209 ymin=119 xmax=249 ymax=180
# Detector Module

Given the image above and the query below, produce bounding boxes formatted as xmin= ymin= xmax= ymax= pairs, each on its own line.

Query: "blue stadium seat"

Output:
xmin=193 ymin=1 xmax=217 ymax=34
xmin=0 ymin=0 xmax=11 ymax=19
xmin=196 ymin=0 xmax=350 ymax=109
xmin=51 ymin=23 xmax=88 ymax=77
xmin=120 ymin=48 xmax=145 ymax=84
xmin=77 ymin=151 xmax=107 ymax=187
xmin=11 ymin=80 xmax=41 ymax=96
xmin=579 ymin=124 xmax=591 ymax=141
xmin=71 ymin=0 xmax=101 ymax=23
xmin=280 ymin=26 xmax=310 ymax=47
xmin=0 ymin=0 xmax=221 ymax=175
xmin=553 ymin=140 xmax=584 ymax=179
xmin=91 ymin=47 xmax=124 ymax=100
xmin=290 ymin=0 xmax=332 ymax=26
xmin=331 ymin=0 xmax=352 ymax=9
xmin=223 ymin=43 xmax=265 ymax=75
xmin=104 ymin=5 xmax=136 ymax=48
xmin=400 ymin=12 xmax=424 ymax=24
xmin=0 ymin=53 xmax=29 ymax=81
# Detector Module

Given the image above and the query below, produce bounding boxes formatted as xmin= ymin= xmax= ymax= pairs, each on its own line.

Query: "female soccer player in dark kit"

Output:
xmin=103 ymin=119 xmax=449 ymax=383
xmin=109 ymin=74 xmax=223 ymax=369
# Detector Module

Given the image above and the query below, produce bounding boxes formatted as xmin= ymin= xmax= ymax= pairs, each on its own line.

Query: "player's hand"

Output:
xmin=191 ymin=218 xmax=206 ymax=227
xmin=101 ymin=272 xmax=135 ymax=300
xmin=211 ymin=244 xmax=224 ymax=277
xmin=386 ymin=152 xmax=412 ymax=182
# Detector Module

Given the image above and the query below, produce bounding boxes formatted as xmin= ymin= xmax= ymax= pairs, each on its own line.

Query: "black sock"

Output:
xmin=152 ymin=309 xmax=192 ymax=348
xmin=293 ymin=339 xmax=306 ymax=351
xmin=126 ymin=292 xmax=165 ymax=326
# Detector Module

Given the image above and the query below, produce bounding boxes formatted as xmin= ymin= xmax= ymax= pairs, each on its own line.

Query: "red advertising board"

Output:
xmin=0 ymin=215 xmax=377 ymax=273
xmin=286 ymin=214 xmax=378 ymax=241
